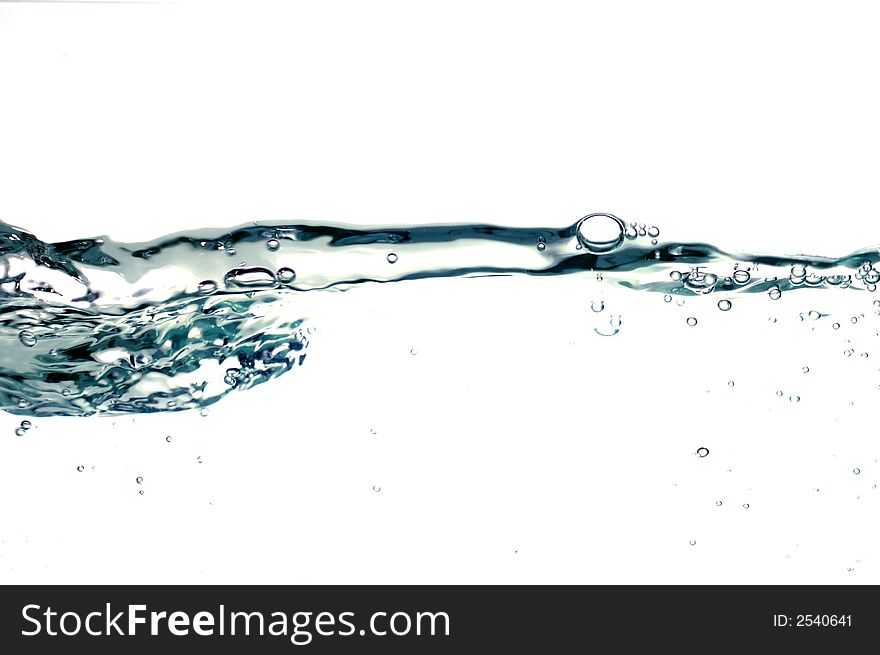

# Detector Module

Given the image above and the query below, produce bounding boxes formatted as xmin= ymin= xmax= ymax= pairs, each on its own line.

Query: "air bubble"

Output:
xmin=197 ymin=280 xmax=217 ymax=295
xmin=663 ymin=295 xmax=672 ymax=303
xmin=733 ymin=270 xmax=751 ymax=284
xmin=670 ymin=271 xmax=682 ymax=281
xmin=686 ymin=317 xmax=698 ymax=326
xmin=136 ymin=476 xmax=143 ymax=484
xmin=689 ymin=539 xmax=696 ymax=546
xmin=861 ymin=352 xmax=869 ymax=359
xmin=575 ymin=213 xmax=626 ymax=253
xmin=715 ymin=501 xmax=722 ymax=506
xmin=372 ymin=485 xmax=382 ymax=492
xmin=647 ymin=226 xmax=660 ymax=238
xmin=743 ymin=503 xmax=750 ymax=509
xmin=854 ymin=468 xmax=861 ymax=475
xmin=536 ymin=242 xmax=546 ymax=252
xmin=717 ymin=300 xmax=732 ymax=311
xmin=728 ymin=381 xmax=735 ymax=387
xmin=802 ymin=366 xmax=810 ymax=373
xmin=77 ymin=466 xmax=84 ymax=472
xmin=20 ymin=420 xmax=31 ymax=429
xmin=386 ymin=253 xmax=398 ymax=264
xmin=591 ymin=301 xmax=605 ymax=312
xmin=808 ymin=310 xmax=820 ymax=320
xmin=166 ymin=436 xmax=172 ymax=442
xmin=696 ymin=447 xmax=709 ymax=458
xmin=18 ymin=330 xmax=37 ymax=347
xmin=266 ymin=239 xmax=280 ymax=251
xmin=776 ymin=390 xmax=783 ymax=396
xmin=410 ymin=348 xmax=417 ymax=355
xmin=790 ymin=395 xmax=800 ymax=403
xmin=769 ymin=287 xmax=782 ymax=300
xmin=14 ymin=428 xmax=26 ymax=436
xmin=833 ymin=323 xmax=840 ymax=330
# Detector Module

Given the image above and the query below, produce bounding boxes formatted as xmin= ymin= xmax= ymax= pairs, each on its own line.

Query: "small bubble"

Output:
xmin=743 ymin=503 xmax=750 ymax=509
xmin=808 ymin=310 xmax=820 ymax=320
xmin=861 ymin=352 xmax=869 ymax=359
xmin=854 ymin=468 xmax=861 ymax=475
xmin=591 ymin=300 xmax=605 ymax=312
xmin=647 ymin=226 xmax=660 ymax=238
xmin=802 ymin=366 xmax=810 ymax=373
xmin=689 ymin=539 xmax=696 ymax=546
xmin=200 ymin=408 xmax=209 ymax=417
xmin=166 ymin=400 xmax=176 ymax=408
xmin=372 ymin=485 xmax=382 ymax=492
xmin=596 ymin=273 xmax=603 ymax=282
xmin=768 ymin=317 xmax=777 ymax=324
xmin=370 ymin=428 xmax=377 ymax=435
xmin=536 ymin=242 xmax=546 ymax=252
xmin=675 ymin=299 xmax=686 ymax=306
xmin=844 ymin=349 xmax=854 ymax=357
xmin=136 ymin=476 xmax=143 ymax=484
xmin=197 ymin=280 xmax=217 ymax=295
xmin=61 ymin=388 xmax=71 ymax=396
xmin=276 ymin=267 xmax=296 ymax=284
xmin=20 ymin=420 xmax=31 ymax=429
xmin=715 ymin=501 xmax=723 ymax=506
xmin=686 ymin=317 xmax=698 ymax=326
xmin=769 ymin=287 xmax=782 ymax=300
xmin=166 ymin=436 xmax=172 ymax=442
xmin=14 ymin=427 xmax=26 ymax=436
xmin=609 ymin=315 xmax=622 ymax=328
xmin=410 ymin=348 xmax=417 ymax=355
xmin=696 ymin=447 xmax=709 ymax=458
xmin=17 ymin=399 xmax=28 ymax=409
xmin=139 ymin=490 xmax=145 ymax=496
xmin=717 ymin=299 xmax=732 ymax=311
xmin=670 ymin=271 xmax=682 ymax=281
xmin=728 ymin=380 xmax=735 ymax=387
xmin=197 ymin=456 xmax=203 ymax=464
xmin=663 ymin=294 xmax=672 ymax=303
xmin=851 ymin=316 xmax=859 ymax=324
xmin=776 ymin=390 xmax=783 ymax=397
xmin=733 ymin=269 xmax=751 ymax=284
xmin=18 ymin=330 xmax=37 ymax=347
xmin=77 ymin=466 xmax=84 ymax=472
xmin=651 ymin=238 xmax=658 ymax=245
xmin=266 ymin=239 xmax=280 ymax=251
xmin=386 ymin=253 xmax=398 ymax=264
xmin=833 ymin=322 xmax=840 ymax=330
xmin=790 ymin=395 xmax=800 ymax=403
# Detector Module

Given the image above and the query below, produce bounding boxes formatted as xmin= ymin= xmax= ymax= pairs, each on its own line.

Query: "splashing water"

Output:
xmin=2 ymin=212 xmax=880 ymax=417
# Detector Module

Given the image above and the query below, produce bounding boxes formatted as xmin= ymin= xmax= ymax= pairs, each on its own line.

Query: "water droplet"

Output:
xmin=591 ymin=300 xmax=605 ymax=312
xmin=17 ymin=399 xmax=28 ymax=409
xmin=802 ymin=366 xmax=810 ymax=373
xmin=686 ymin=317 xmax=698 ymax=326
xmin=197 ymin=280 xmax=217 ymax=295
xmin=663 ymin=294 xmax=672 ymax=303
xmin=18 ymin=330 xmax=36 ymax=347
xmin=77 ymin=466 xmax=84 ymax=472
xmin=386 ymin=253 xmax=398 ymax=264
xmin=808 ymin=310 xmax=820 ymax=320
xmin=717 ymin=299 xmax=732 ymax=311
xmin=861 ymin=352 xmax=869 ymax=359
xmin=833 ymin=322 xmax=841 ymax=329
xmin=733 ymin=269 xmax=751 ymax=284
xmin=728 ymin=381 xmax=735 ymax=387
xmin=166 ymin=436 xmax=172 ymax=442
xmin=689 ymin=539 xmax=696 ymax=546
xmin=536 ymin=242 xmax=546 ymax=252
xmin=276 ymin=267 xmax=296 ymax=284
xmin=575 ymin=213 xmax=625 ymax=253
xmin=624 ymin=226 xmax=637 ymax=240
xmin=769 ymin=287 xmax=782 ymax=300
xmin=410 ymin=348 xmax=417 ymax=355
xmin=715 ymin=501 xmax=723 ymax=506
xmin=139 ymin=490 xmax=145 ymax=496
xmin=742 ymin=503 xmax=750 ymax=509
xmin=776 ymin=390 xmax=783 ymax=397
xmin=647 ymin=226 xmax=660 ymax=238
xmin=14 ymin=427 xmax=26 ymax=436
xmin=696 ymin=447 xmax=709 ymax=458
xmin=851 ymin=316 xmax=859 ymax=324
xmin=20 ymin=420 xmax=31 ymax=429
xmin=853 ymin=468 xmax=861 ymax=475
xmin=136 ymin=476 xmax=143 ymax=484
xmin=266 ymin=239 xmax=280 ymax=251
xmin=372 ymin=485 xmax=382 ymax=492
xmin=670 ymin=271 xmax=682 ymax=281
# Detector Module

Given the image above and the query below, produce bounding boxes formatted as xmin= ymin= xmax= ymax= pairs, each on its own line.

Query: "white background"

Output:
xmin=1 ymin=0 xmax=879 ymax=584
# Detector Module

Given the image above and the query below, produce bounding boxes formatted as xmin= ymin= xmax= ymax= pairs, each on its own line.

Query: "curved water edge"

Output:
xmin=1 ymin=213 xmax=879 ymax=417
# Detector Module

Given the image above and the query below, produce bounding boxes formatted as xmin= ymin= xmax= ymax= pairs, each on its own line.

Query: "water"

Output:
xmin=2 ymin=211 xmax=880 ymax=418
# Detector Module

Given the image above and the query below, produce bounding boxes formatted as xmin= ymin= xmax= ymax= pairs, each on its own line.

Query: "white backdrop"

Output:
xmin=1 ymin=0 xmax=879 ymax=584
